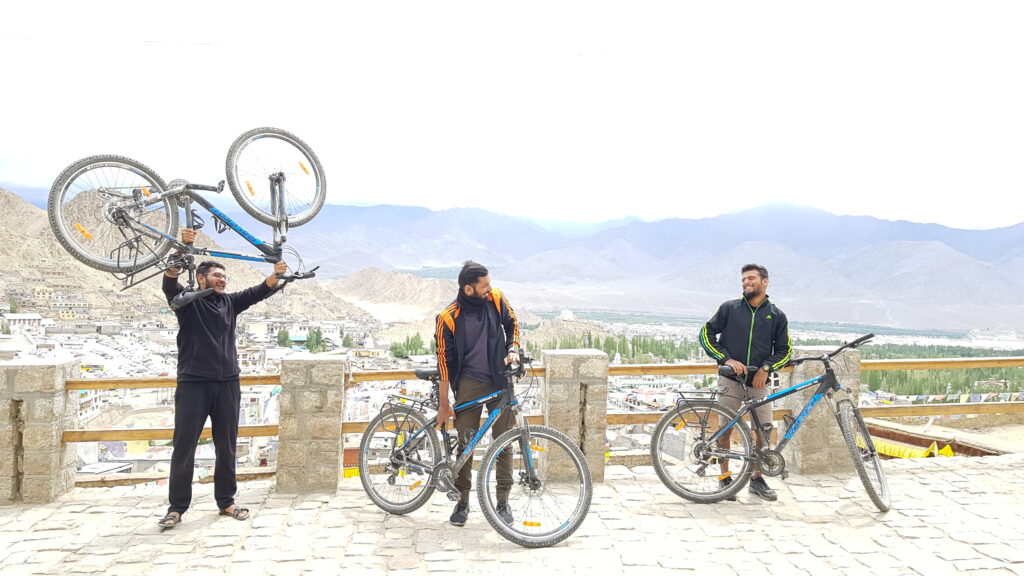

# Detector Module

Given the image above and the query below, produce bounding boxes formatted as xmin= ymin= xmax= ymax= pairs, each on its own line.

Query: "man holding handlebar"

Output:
xmin=434 ymin=261 xmax=520 ymax=527
xmin=699 ymin=263 xmax=792 ymax=501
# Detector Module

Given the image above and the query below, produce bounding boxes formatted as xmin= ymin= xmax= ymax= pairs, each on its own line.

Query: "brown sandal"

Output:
xmin=219 ymin=506 xmax=250 ymax=520
xmin=158 ymin=511 xmax=182 ymax=528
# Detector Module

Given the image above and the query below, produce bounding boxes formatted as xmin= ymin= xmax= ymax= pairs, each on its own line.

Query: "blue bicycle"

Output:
xmin=650 ymin=334 xmax=891 ymax=512
xmin=47 ymin=127 xmax=324 ymax=306
xmin=357 ymin=353 xmax=593 ymax=548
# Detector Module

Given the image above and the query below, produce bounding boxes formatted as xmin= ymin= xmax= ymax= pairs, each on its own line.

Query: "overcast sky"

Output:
xmin=2 ymin=1 xmax=1022 ymax=229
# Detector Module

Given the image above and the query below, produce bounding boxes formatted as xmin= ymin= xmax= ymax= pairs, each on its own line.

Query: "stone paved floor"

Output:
xmin=1 ymin=454 xmax=1023 ymax=575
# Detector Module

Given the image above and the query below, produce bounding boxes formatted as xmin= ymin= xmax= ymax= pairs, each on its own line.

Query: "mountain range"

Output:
xmin=6 ymin=181 xmax=1023 ymax=331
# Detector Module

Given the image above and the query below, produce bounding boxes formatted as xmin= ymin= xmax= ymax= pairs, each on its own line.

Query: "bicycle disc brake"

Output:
xmin=759 ymin=449 xmax=787 ymax=478
xmin=433 ymin=463 xmax=459 ymax=501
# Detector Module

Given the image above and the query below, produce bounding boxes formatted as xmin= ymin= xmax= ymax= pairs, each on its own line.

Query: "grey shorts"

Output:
xmin=717 ymin=375 xmax=773 ymax=429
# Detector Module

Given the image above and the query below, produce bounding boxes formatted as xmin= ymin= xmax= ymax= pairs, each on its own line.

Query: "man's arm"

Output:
xmin=435 ymin=310 xmax=458 ymax=429
xmin=161 ymin=228 xmax=195 ymax=303
xmin=699 ymin=303 xmax=731 ymax=365
xmin=230 ymin=261 xmax=288 ymax=313
xmin=499 ymin=292 xmax=520 ymax=364
xmin=766 ymin=310 xmax=793 ymax=372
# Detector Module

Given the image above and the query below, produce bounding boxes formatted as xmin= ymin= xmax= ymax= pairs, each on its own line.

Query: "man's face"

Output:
xmin=198 ymin=267 xmax=228 ymax=294
xmin=464 ymin=275 xmax=492 ymax=300
xmin=741 ymin=270 xmax=768 ymax=299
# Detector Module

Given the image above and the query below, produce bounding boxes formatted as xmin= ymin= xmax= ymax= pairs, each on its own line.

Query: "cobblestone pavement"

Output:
xmin=1 ymin=454 xmax=1022 ymax=575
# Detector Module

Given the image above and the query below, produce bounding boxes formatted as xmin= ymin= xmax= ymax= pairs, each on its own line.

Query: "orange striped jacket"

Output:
xmin=434 ymin=288 xmax=520 ymax=388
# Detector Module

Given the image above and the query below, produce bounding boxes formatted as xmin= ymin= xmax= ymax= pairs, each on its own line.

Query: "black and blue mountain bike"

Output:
xmin=357 ymin=353 xmax=593 ymax=548
xmin=47 ymin=127 xmax=323 ymax=307
xmin=650 ymin=334 xmax=891 ymax=512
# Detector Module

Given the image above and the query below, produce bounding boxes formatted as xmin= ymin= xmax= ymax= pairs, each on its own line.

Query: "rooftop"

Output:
xmin=1 ymin=454 xmax=1022 ymax=575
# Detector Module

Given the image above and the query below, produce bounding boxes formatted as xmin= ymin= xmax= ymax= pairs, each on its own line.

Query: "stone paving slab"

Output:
xmin=0 ymin=454 xmax=1022 ymax=575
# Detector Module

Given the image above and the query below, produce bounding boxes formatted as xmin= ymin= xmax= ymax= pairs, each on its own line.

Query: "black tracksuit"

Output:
xmin=162 ymin=275 xmax=274 ymax=514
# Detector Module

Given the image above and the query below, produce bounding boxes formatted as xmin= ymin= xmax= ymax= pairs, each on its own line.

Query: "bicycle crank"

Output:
xmin=758 ymin=449 xmax=787 ymax=478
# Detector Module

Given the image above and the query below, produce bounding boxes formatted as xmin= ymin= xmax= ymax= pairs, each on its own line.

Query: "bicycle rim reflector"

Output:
xmin=674 ymin=420 xmax=688 ymax=430
xmin=246 ymin=181 xmax=255 ymax=196
xmin=141 ymin=186 xmax=151 ymax=197
xmin=74 ymin=223 xmax=92 ymax=239
xmin=523 ymin=521 xmax=541 ymax=527
xmin=299 ymin=161 xmax=310 ymax=175
xmin=530 ymin=444 xmax=545 ymax=452
xmin=409 ymin=481 xmax=422 ymax=491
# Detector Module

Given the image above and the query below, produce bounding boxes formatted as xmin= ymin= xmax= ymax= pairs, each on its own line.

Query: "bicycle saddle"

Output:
xmin=170 ymin=288 xmax=214 ymax=310
xmin=718 ymin=364 xmax=759 ymax=382
xmin=414 ymin=368 xmax=439 ymax=381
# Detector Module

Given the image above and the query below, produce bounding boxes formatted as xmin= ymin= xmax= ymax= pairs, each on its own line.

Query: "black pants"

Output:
xmin=167 ymin=378 xmax=241 ymax=514
xmin=454 ymin=376 xmax=513 ymax=504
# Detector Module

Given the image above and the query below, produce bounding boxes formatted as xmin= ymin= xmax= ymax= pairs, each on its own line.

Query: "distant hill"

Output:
xmin=7 ymin=183 xmax=1024 ymax=330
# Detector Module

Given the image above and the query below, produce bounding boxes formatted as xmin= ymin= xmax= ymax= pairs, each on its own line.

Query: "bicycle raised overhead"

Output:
xmin=650 ymin=334 xmax=891 ymax=512
xmin=357 ymin=351 xmax=593 ymax=548
xmin=47 ymin=127 xmax=325 ymax=308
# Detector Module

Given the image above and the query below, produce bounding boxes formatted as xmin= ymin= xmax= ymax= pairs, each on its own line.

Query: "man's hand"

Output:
xmin=724 ymin=359 xmax=746 ymax=376
xmin=752 ymin=367 xmax=770 ymax=388
xmin=504 ymin=350 xmax=520 ymax=365
xmin=436 ymin=400 xmax=454 ymax=430
xmin=266 ymin=261 xmax=288 ymax=288
xmin=181 ymin=228 xmax=196 ymax=244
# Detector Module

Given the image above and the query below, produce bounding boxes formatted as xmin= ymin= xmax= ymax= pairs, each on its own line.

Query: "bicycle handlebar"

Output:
xmin=787 ymin=333 xmax=875 ymax=367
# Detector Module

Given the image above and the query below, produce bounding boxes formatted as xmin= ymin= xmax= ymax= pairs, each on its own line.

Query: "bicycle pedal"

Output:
xmin=445 ymin=490 xmax=460 ymax=502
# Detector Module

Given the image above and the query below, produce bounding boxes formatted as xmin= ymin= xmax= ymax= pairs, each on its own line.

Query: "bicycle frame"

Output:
xmin=699 ymin=362 xmax=843 ymax=462
xmin=112 ymin=183 xmax=287 ymax=290
xmin=381 ymin=376 xmax=539 ymax=489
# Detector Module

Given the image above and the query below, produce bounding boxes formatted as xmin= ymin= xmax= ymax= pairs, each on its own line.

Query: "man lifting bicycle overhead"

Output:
xmin=434 ymin=261 xmax=520 ymax=527
xmin=699 ymin=263 xmax=793 ymax=502
xmin=157 ymin=227 xmax=286 ymax=529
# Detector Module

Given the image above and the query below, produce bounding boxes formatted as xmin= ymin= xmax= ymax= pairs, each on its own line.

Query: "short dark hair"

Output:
xmin=742 ymin=263 xmax=768 ymax=279
xmin=458 ymin=260 xmax=488 ymax=289
xmin=197 ymin=261 xmax=226 ymax=277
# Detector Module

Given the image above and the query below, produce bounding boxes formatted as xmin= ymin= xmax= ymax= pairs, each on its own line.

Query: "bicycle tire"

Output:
xmin=48 ymin=155 xmax=178 ymax=273
xmin=836 ymin=400 xmax=891 ymax=512
xmin=357 ymin=406 xmax=441 ymax=515
xmin=477 ymin=425 xmax=592 ymax=548
xmin=225 ymin=127 xmax=326 ymax=227
xmin=650 ymin=400 xmax=754 ymax=503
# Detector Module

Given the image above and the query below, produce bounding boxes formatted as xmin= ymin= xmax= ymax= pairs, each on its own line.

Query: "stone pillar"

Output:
xmin=0 ymin=359 xmax=79 ymax=504
xmin=541 ymin=349 xmax=608 ymax=482
xmin=777 ymin=346 xmax=862 ymax=474
xmin=276 ymin=354 xmax=347 ymax=494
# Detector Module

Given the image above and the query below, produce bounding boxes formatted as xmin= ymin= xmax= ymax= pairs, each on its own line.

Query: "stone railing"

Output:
xmin=4 ymin=347 xmax=1024 ymax=503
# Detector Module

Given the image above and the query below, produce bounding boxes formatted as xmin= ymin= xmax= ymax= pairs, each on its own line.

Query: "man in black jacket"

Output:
xmin=699 ymin=263 xmax=792 ymax=501
xmin=434 ymin=261 xmax=520 ymax=527
xmin=157 ymin=228 xmax=286 ymax=528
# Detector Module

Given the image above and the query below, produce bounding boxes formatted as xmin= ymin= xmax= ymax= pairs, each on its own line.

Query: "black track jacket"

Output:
xmin=699 ymin=296 xmax=792 ymax=381
xmin=163 ymin=276 xmax=274 ymax=382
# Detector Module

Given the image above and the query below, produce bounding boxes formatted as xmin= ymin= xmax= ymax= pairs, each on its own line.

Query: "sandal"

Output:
xmin=219 ymin=506 xmax=250 ymax=521
xmin=158 ymin=511 xmax=182 ymax=528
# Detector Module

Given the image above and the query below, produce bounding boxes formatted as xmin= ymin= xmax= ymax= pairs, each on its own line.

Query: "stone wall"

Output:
xmin=541 ymin=349 xmax=608 ymax=482
xmin=776 ymin=346 xmax=862 ymax=474
xmin=276 ymin=354 xmax=347 ymax=494
xmin=0 ymin=359 xmax=79 ymax=503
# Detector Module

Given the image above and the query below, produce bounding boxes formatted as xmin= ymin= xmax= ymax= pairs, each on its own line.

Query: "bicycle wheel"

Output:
xmin=48 ymin=155 xmax=178 ymax=273
xmin=477 ymin=425 xmax=592 ymax=548
xmin=650 ymin=400 xmax=754 ymax=503
xmin=836 ymin=401 xmax=891 ymax=512
xmin=358 ymin=406 xmax=441 ymax=515
xmin=225 ymin=127 xmax=326 ymax=227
